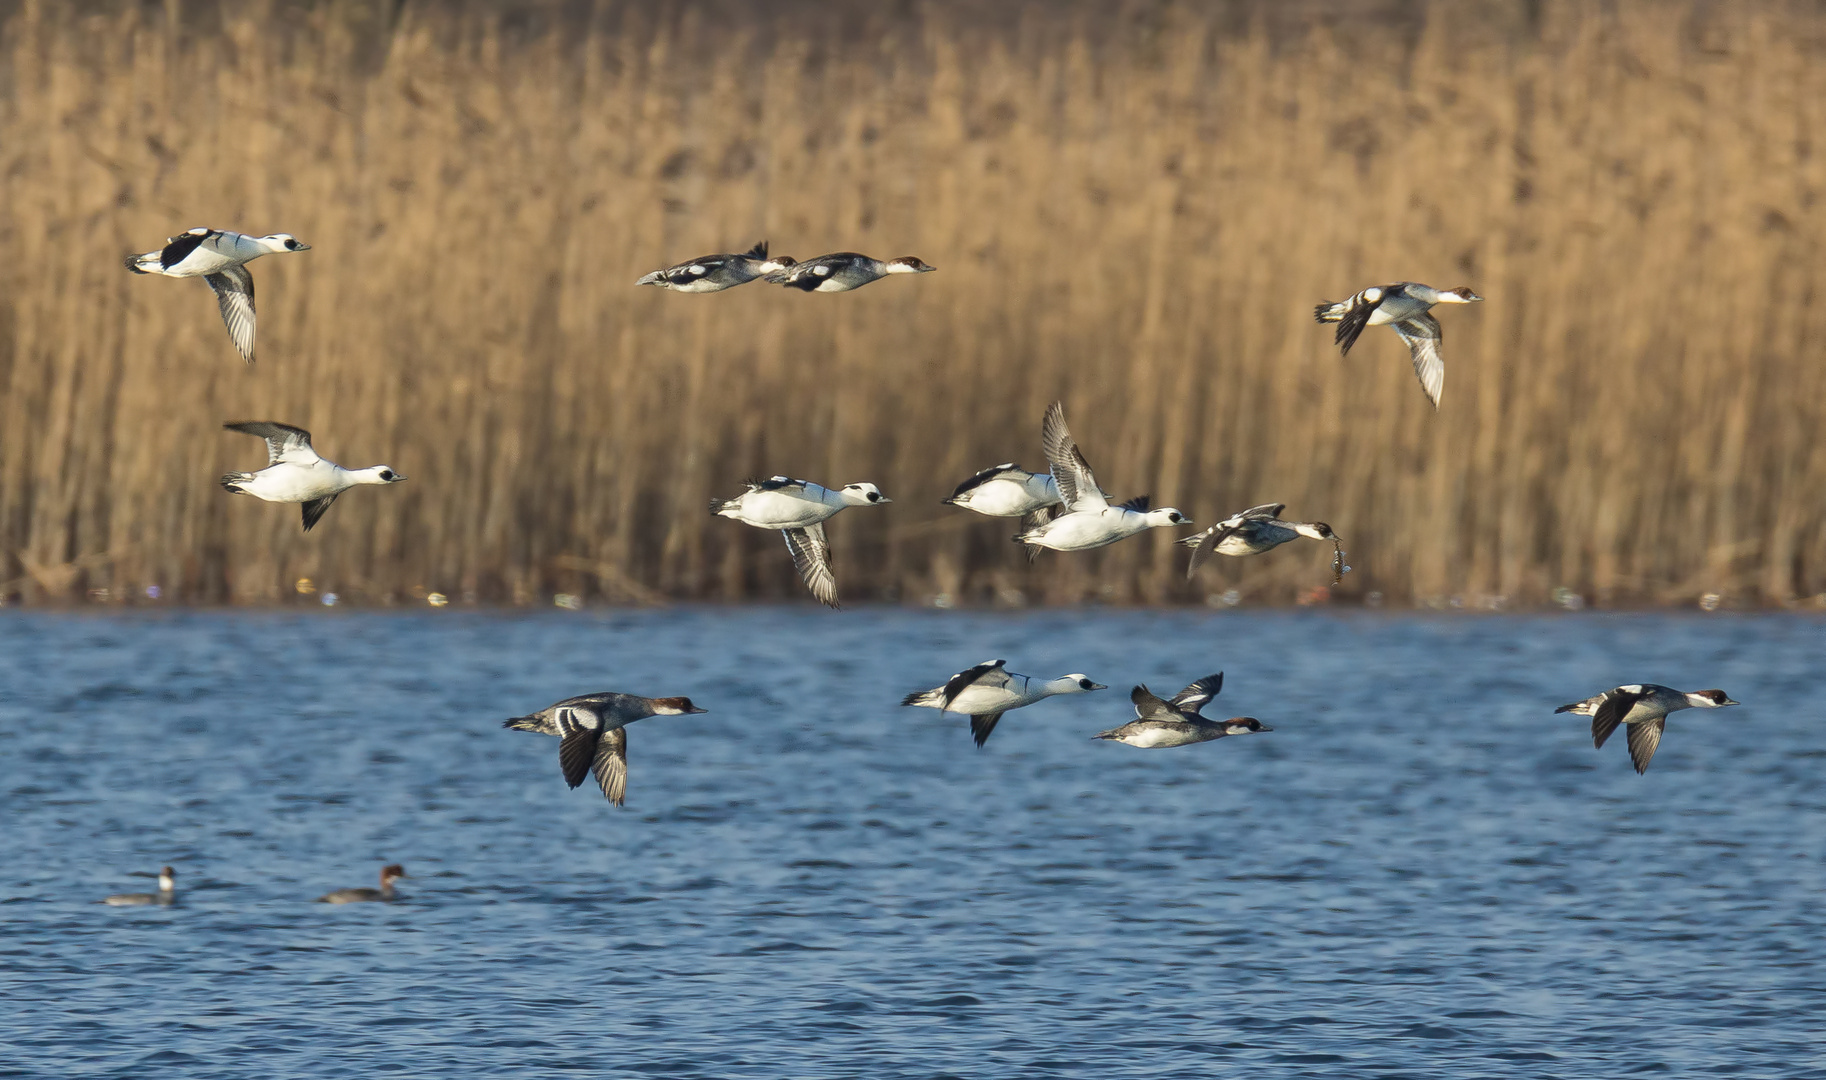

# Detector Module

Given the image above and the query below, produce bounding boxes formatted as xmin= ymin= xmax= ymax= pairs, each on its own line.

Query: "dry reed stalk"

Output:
xmin=1 ymin=0 xmax=1823 ymax=610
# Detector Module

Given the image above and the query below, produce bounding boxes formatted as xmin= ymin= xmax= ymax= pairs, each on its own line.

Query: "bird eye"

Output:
xmin=286 ymin=239 xmax=301 ymax=250
xmin=867 ymin=491 xmax=880 ymax=502
xmin=1079 ymin=679 xmax=1094 ymax=689
xmin=380 ymin=469 xmax=393 ymax=480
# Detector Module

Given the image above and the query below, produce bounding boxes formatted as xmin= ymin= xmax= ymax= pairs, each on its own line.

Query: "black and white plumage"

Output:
xmin=102 ymin=866 xmax=176 ymax=906
xmin=124 ymin=227 xmax=311 ymax=363
xmin=1094 ymin=672 xmax=1275 ymax=748
xmin=942 ymin=462 xmax=1070 ymax=562
xmin=219 ymin=421 xmax=405 ymax=532
xmin=767 ymin=252 xmax=935 ymax=292
xmin=1313 ymin=282 xmax=1482 ymax=408
xmin=1555 ymin=684 xmax=1739 ymax=774
xmin=635 ymin=241 xmax=795 ymax=292
xmin=503 ymin=692 xmax=707 ymax=807
xmin=901 ymin=658 xmax=1106 ymax=748
xmin=711 ymin=476 xmax=891 ymax=608
xmin=1013 ymin=402 xmax=1191 ymax=552
xmin=1180 ymin=502 xmax=1345 ymax=581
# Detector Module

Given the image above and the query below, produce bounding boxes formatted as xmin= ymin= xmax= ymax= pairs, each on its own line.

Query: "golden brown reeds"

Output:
xmin=2 ymin=0 xmax=1823 ymax=609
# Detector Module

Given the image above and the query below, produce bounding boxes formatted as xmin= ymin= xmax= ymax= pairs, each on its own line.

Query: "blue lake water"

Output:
xmin=1 ymin=608 xmax=1822 ymax=1078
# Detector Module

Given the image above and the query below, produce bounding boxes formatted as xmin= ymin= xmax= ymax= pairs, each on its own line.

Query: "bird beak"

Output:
xmin=686 ymin=706 xmax=708 ymax=714
xmin=1723 ymin=697 xmax=1741 ymax=706
xmin=1258 ymin=725 xmax=1275 ymax=732
xmin=392 ymin=474 xmax=408 ymax=482
xmin=1090 ymin=682 xmax=1109 ymax=691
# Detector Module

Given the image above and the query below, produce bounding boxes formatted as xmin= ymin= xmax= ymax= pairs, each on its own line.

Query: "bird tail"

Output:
xmin=1314 ymin=300 xmax=1346 ymax=323
xmin=709 ymin=495 xmax=737 ymax=515
xmin=124 ymin=251 xmax=159 ymax=274
xmin=1091 ymin=729 xmax=1123 ymax=741
xmin=1552 ymin=702 xmax=1579 ymax=714
xmin=219 ymin=473 xmax=253 ymax=494
xmin=635 ymin=269 xmax=667 ymax=288
xmin=501 ymin=714 xmax=544 ymax=732
xmin=901 ymin=689 xmax=940 ymax=708
xmin=741 ymin=241 xmax=768 ymax=260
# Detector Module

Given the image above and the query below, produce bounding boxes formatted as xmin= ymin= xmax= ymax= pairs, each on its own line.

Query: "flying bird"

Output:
xmin=1314 ymin=282 xmax=1482 ymax=407
xmin=125 ymin=227 xmax=311 ymax=363
xmin=219 ymin=421 xmax=405 ymax=531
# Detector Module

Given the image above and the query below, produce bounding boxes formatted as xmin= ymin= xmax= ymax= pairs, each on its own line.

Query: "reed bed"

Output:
xmin=2 ymin=0 xmax=1824 ymax=609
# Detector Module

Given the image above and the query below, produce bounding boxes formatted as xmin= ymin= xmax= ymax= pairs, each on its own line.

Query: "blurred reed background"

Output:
xmin=2 ymin=0 xmax=1823 ymax=609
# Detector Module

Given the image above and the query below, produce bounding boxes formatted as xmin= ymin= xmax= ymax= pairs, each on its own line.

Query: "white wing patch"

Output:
xmin=206 ymin=264 xmax=257 ymax=363
xmin=1393 ymin=313 xmax=1444 ymax=408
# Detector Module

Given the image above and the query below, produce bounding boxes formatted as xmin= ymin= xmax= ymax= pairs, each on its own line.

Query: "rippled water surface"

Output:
xmin=2 ymin=608 xmax=1823 ymax=1078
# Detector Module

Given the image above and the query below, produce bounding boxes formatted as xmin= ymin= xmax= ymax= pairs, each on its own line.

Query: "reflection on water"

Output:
xmin=2 ymin=608 xmax=1822 ymax=1078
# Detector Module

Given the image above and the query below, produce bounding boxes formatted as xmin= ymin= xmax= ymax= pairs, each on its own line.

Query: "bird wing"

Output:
xmin=1626 ymin=719 xmax=1664 ymax=775
xmin=224 ymin=421 xmax=319 ymax=466
xmin=970 ymin=710 xmax=1008 ymax=748
xmin=1170 ymin=673 xmax=1224 ymax=714
xmin=557 ymin=721 xmax=601 ymax=790
xmin=942 ymin=659 xmax=1008 ymax=709
xmin=1238 ymin=503 xmax=1286 ymax=520
xmin=159 ymin=228 xmax=212 ymax=268
xmin=590 ymin=726 xmax=629 ymax=805
xmin=754 ymin=476 xmax=811 ymax=493
xmin=1130 ymin=685 xmax=1176 ymax=720
xmin=1019 ymin=506 xmax=1057 ymax=563
xmin=300 ymin=494 xmax=339 ymax=532
xmin=1041 ymin=401 xmax=1106 ymax=511
xmin=947 ymin=462 xmax=1023 ymax=501
xmin=1392 ymin=313 xmax=1445 ymax=408
xmin=783 ymin=523 xmax=839 ymax=608
xmin=1331 ymin=287 xmax=1388 ymax=355
xmin=205 ymin=264 xmax=257 ymax=363
xmin=1186 ymin=523 xmax=1241 ymax=578
xmin=1590 ymin=688 xmax=1643 ymax=750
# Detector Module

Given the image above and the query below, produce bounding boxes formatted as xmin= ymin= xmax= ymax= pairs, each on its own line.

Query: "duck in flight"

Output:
xmin=1314 ymin=282 xmax=1482 ymax=407
xmin=1014 ymin=401 xmax=1191 ymax=552
xmin=768 ymin=252 xmax=934 ymax=292
xmin=902 ymin=659 xmax=1106 ymax=748
xmin=125 ymin=227 xmax=311 ymax=363
xmin=503 ymin=692 xmax=707 ymax=806
xmin=1556 ymin=684 xmax=1739 ymax=774
xmin=1180 ymin=503 xmax=1346 ymax=582
xmin=220 ymin=421 xmax=406 ymax=531
xmin=942 ymin=463 xmax=1071 ymax=561
xmin=636 ymin=241 xmax=795 ymax=292
xmin=102 ymin=865 xmax=176 ymax=906
xmin=1094 ymin=673 xmax=1273 ymax=748
xmin=712 ymin=476 xmax=891 ymax=607
xmin=317 ymin=864 xmax=409 ymax=904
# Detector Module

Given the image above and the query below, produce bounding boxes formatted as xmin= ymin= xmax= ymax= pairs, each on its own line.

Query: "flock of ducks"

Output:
xmin=100 ymin=227 xmax=1740 ymax=905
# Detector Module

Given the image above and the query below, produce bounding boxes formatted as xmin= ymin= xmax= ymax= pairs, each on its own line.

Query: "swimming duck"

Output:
xmin=317 ymin=864 xmax=408 ymax=904
xmin=635 ymin=241 xmax=795 ymax=292
xmin=1314 ymin=282 xmax=1482 ymax=407
xmin=503 ymin=692 xmax=707 ymax=806
xmin=1094 ymin=673 xmax=1274 ymax=748
xmin=102 ymin=865 xmax=176 ymax=906
xmin=1181 ymin=503 xmax=1345 ymax=580
xmin=125 ymin=227 xmax=311 ymax=363
xmin=219 ymin=421 xmax=406 ymax=531
xmin=1555 ymin=685 xmax=1740 ymax=774
xmin=1014 ymin=402 xmax=1191 ymax=552
xmin=768 ymin=252 xmax=934 ymax=292
xmin=712 ymin=477 xmax=891 ymax=607
xmin=901 ymin=659 xmax=1106 ymax=747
